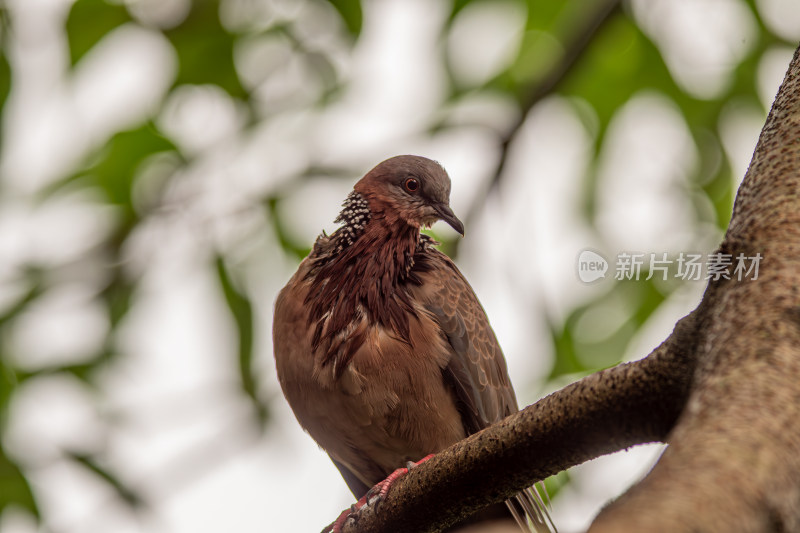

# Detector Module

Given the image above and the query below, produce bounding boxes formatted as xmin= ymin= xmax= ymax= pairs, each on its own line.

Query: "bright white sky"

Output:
xmin=0 ymin=0 xmax=797 ymax=532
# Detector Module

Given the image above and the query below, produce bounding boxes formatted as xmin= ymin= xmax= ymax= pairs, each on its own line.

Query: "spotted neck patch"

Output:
xmin=332 ymin=191 xmax=370 ymax=254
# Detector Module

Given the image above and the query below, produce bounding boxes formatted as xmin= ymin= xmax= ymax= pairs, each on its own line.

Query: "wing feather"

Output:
xmin=411 ymin=249 xmax=517 ymax=433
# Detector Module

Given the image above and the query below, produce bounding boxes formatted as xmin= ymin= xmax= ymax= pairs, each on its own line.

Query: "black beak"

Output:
xmin=434 ymin=204 xmax=465 ymax=236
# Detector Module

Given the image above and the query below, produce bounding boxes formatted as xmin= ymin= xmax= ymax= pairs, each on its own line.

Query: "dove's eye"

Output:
xmin=404 ymin=177 xmax=420 ymax=193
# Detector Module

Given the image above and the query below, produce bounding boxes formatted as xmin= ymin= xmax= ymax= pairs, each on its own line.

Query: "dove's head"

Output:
xmin=354 ymin=155 xmax=464 ymax=235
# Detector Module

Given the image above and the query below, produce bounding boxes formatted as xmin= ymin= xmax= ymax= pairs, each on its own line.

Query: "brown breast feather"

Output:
xmin=274 ymin=251 xmax=467 ymax=495
xmin=274 ymin=241 xmax=518 ymax=498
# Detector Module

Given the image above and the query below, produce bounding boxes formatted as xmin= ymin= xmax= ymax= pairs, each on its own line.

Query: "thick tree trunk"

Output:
xmin=327 ymin=42 xmax=800 ymax=533
xmin=590 ymin=43 xmax=800 ymax=533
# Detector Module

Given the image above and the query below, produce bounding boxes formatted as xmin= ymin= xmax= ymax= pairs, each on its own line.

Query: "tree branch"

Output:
xmin=589 ymin=43 xmax=800 ymax=533
xmin=324 ymin=313 xmax=698 ymax=533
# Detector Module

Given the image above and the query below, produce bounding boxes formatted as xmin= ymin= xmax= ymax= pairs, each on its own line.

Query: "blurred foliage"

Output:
xmin=68 ymin=452 xmax=145 ymax=510
xmin=66 ymin=0 xmax=131 ymax=65
xmin=0 ymin=0 xmax=795 ymax=527
xmin=328 ymin=0 xmax=363 ymax=37
xmin=0 ymin=8 xmax=11 ymax=143
xmin=54 ymin=123 xmax=181 ymax=226
xmin=216 ymin=256 xmax=268 ymax=428
xmin=165 ymin=1 xmax=248 ymax=98
xmin=0 ymin=447 xmax=37 ymax=519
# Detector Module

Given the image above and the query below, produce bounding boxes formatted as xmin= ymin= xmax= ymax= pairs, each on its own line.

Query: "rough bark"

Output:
xmin=323 ymin=37 xmax=800 ymax=533
xmin=590 ymin=43 xmax=800 ymax=533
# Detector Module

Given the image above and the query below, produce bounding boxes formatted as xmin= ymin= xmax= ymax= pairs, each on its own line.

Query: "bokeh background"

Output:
xmin=0 ymin=0 xmax=798 ymax=532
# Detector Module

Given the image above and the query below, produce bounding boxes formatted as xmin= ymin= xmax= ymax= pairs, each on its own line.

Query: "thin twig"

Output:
xmin=458 ymin=0 xmax=622 ymax=244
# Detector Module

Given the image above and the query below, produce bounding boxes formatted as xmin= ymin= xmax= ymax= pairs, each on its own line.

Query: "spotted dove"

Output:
xmin=273 ymin=155 xmax=553 ymax=531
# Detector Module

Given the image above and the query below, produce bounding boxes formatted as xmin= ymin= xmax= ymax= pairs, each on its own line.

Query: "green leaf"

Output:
xmin=0 ymin=277 xmax=42 ymax=408
xmin=69 ymin=123 xmax=178 ymax=224
xmin=0 ymin=360 xmax=18 ymax=425
xmin=0 ymin=9 xmax=11 ymax=122
xmin=542 ymin=469 xmax=569 ymax=501
xmin=103 ymin=274 xmax=135 ymax=329
xmin=264 ymin=196 xmax=312 ymax=261
xmin=215 ymin=257 xmax=268 ymax=427
xmin=446 ymin=0 xmax=473 ymax=24
xmin=66 ymin=0 xmax=132 ymax=65
xmin=550 ymin=277 xmax=671 ymax=380
xmin=0 ymin=52 xmax=9 ymax=120
xmin=165 ymin=0 xmax=247 ymax=99
xmin=68 ymin=453 xmax=143 ymax=509
xmin=0 ymin=447 xmax=39 ymax=519
xmin=0 ymin=275 xmax=44 ymax=330
xmin=524 ymin=0 xmax=568 ymax=31
xmin=548 ymin=311 xmax=585 ymax=378
xmin=560 ymin=14 xmax=649 ymax=127
xmin=327 ymin=0 xmax=363 ymax=38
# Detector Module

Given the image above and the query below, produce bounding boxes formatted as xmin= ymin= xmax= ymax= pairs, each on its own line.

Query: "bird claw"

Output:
xmin=328 ymin=455 xmax=436 ymax=532
xmin=328 ymin=484 xmax=378 ymax=532
xmin=367 ymin=453 xmax=436 ymax=505
xmin=328 ymin=506 xmax=357 ymax=533
xmin=365 ymin=466 xmax=407 ymax=504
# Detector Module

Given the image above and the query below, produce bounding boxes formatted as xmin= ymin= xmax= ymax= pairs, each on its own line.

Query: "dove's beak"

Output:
xmin=434 ymin=204 xmax=465 ymax=236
